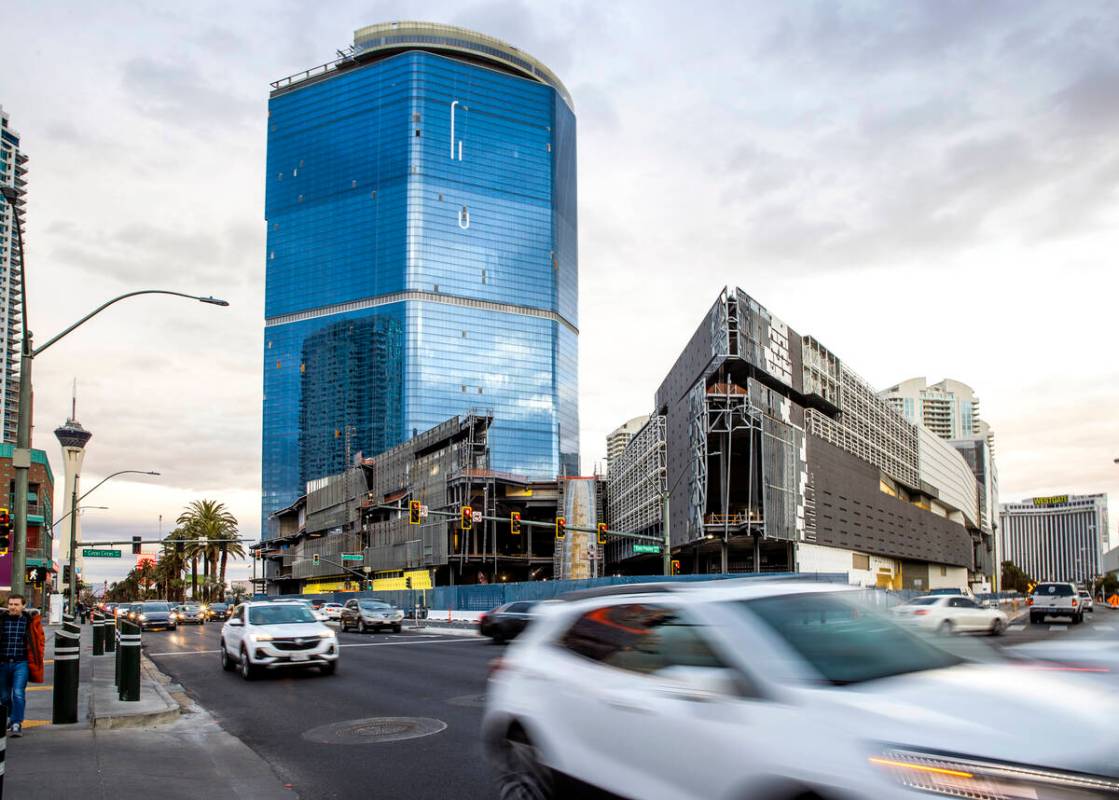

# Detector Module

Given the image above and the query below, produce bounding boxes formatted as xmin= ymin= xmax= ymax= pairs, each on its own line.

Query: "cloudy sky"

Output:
xmin=4 ymin=1 xmax=1117 ymax=585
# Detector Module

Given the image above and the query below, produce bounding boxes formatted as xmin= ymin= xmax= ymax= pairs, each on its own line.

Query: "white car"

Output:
xmin=1078 ymin=590 xmax=1095 ymax=613
xmin=321 ymin=602 xmax=345 ymax=620
xmin=892 ymin=595 xmax=1009 ymax=635
xmin=484 ymin=581 xmax=1119 ymax=800
xmin=220 ymin=601 xmax=339 ymax=680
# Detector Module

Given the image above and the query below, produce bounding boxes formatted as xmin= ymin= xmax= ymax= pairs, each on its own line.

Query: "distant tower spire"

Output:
xmin=71 ymin=378 xmax=77 ymax=421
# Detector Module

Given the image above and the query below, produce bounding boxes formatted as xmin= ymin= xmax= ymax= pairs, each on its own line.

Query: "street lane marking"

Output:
xmin=1049 ymin=625 xmax=1067 ymax=631
xmin=22 ymin=720 xmax=50 ymax=729
xmin=1008 ymin=624 xmax=1025 ymax=632
xmin=147 ymin=637 xmax=482 ymax=658
xmin=1094 ymin=624 xmax=1115 ymax=630
xmin=27 ymin=685 xmax=52 ymax=692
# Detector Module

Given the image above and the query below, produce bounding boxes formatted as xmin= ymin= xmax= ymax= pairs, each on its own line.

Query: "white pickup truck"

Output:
xmin=1029 ymin=581 xmax=1083 ymax=625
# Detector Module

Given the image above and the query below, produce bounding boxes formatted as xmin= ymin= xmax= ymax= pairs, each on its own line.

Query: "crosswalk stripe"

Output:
xmin=1094 ymin=624 xmax=1115 ymax=630
xmin=1049 ymin=625 xmax=1067 ymax=631
xmin=1008 ymin=624 xmax=1025 ymax=632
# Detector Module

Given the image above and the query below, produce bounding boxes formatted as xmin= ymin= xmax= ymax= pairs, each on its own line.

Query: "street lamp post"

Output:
xmin=0 ymin=188 xmax=227 ymax=598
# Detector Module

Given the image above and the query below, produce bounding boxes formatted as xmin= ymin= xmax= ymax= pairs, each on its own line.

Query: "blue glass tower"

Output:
xmin=262 ymin=22 xmax=579 ymax=533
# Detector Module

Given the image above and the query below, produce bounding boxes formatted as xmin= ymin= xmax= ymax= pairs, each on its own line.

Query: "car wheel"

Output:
xmin=989 ymin=618 xmax=1005 ymax=636
xmin=496 ymin=726 xmax=555 ymax=800
xmin=1073 ymin=613 xmax=1083 ymax=625
xmin=320 ymin=660 xmax=337 ymax=676
xmin=220 ymin=640 xmax=235 ymax=671
xmin=392 ymin=624 xmax=402 ymax=633
xmin=1029 ymin=613 xmax=1040 ymax=624
xmin=937 ymin=620 xmax=954 ymax=636
xmin=239 ymin=647 xmax=257 ymax=681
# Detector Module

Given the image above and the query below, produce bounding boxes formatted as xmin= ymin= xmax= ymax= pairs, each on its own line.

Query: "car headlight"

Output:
xmin=318 ymin=631 xmax=335 ymax=639
xmin=870 ymin=747 xmax=1119 ymax=799
xmin=138 ymin=614 xmax=147 ymax=621
xmin=253 ymin=634 xmax=273 ymax=642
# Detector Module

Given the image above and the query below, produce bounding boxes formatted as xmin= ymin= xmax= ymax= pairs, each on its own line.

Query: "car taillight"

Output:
xmin=1071 ymin=599 xmax=1078 ymax=607
xmin=479 ymin=614 xmax=488 ymax=625
xmin=913 ymin=609 xmax=929 ymax=616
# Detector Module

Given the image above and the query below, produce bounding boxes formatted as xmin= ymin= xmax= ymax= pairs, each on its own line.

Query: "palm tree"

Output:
xmin=216 ymin=528 xmax=245 ymax=598
xmin=157 ymin=532 xmax=189 ymax=602
xmin=177 ymin=500 xmax=238 ymax=601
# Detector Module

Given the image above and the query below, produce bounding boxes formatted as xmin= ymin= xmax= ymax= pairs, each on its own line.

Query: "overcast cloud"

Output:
xmin=3 ymin=1 xmax=1117 ymax=585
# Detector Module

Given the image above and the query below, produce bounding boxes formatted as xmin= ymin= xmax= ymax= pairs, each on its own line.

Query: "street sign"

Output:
xmin=633 ymin=544 xmax=662 ymax=554
xmin=341 ymin=553 xmax=364 ymax=562
xmin=83 ymin=548 xmax=122 ymax=558
xmin=471 ymin=510 xmax=482 ymax=523
xmin=420 ymin=504 xmax=429 ymax=520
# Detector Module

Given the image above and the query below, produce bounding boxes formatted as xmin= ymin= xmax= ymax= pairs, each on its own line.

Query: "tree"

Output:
xmin=177 ymin=500 xmax=238 ymax=601
xmin=1001 ymin=560 xmax=1033 ymax=594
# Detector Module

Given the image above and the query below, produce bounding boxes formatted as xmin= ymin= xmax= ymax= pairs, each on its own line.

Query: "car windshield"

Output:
xmin=183 ymin=605 xmax=200 ymax=611
xmin=211 ymin=604 xmax=227 ymax=610
xmin=735 ymin=592 xmax=963 ymax=686
xmin=141 ymin=603 xmax=171 ymax=612
xmin=1036 ymin=584 xmax=1074 ymax=597
xmin=249 ymin=605 xmax=317 ymax=625
xmin=907 ymin=597 xmax=940 ymax=606
xmin=360 ymin=601 xmax=391 ymax=610
xmin=1078 ymin=591 xmax=1090 ymax=597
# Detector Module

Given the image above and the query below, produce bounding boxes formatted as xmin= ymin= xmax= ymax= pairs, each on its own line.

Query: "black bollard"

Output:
xmin=92 ymin=612 xmax=104 ymax=656
xmin=119 ymin=620 xmax=141 ymax=702
xmin=51 ymin=615 xmax=81 ymax=724
xmin=105 ymin=613 xmax=116 ymax=654
xmin=0 ymin=703 xmax=6 ymax=798
xmin=114 ymin=617 xmax=121 ymax=687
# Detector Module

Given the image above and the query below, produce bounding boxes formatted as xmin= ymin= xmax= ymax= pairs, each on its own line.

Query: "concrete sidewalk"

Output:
xmin=5 ymin=622 xmax=294 ymax=799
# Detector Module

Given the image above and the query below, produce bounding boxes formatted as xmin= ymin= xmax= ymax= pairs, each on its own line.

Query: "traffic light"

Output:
xmin=63 ymin=564 xmax=72 ymax=585
xmin=510 ymin=511 xmax=522 ymax=535
xmin=597 ymin=522 xmax=608 ymax=546
xmin=175 ymin=537 xmax=185 ymax=554
xmin=409 ymin=500 xmax=422 ymax=525
xmin=671 ymin=559 xmax=682 ymax=575
xmin=405 ymin=576 xmax=413 ymax=589
xmin=555 ymin=516 xmax=566 ymax=540
xmin=312 ymin=553 xmax=320 ymax=566
xmin=0 ymin=507 xmax=10 ymax=554
xmin=132 ymin=535 xmax=142 ymax=555
xmin=461 ymin=505 xmax=473 ymax=531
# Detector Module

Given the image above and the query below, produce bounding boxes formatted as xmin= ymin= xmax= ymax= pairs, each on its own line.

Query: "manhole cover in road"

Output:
xmin=302 ymin=717 xmax=447 ymax=744
xmin=446 ymin=694 xmax=486 ymax=708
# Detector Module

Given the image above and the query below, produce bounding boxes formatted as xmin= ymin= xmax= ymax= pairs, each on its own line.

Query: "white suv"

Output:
xmin=484 ymin=581 xmax=1119 ymax=799
xmin=221 ymin=601 xmax=339 ymax=680
xmin=1030 ymin=582 xmax=1083 ymax=625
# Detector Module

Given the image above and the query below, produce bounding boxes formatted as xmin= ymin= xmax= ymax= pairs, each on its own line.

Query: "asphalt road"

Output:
xmin=146 ymin=624 xmax=501 ymax=800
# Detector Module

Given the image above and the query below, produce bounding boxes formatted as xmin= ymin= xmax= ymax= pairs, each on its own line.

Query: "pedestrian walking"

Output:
xmin=0 ymin=593 xmax=46 ymax=737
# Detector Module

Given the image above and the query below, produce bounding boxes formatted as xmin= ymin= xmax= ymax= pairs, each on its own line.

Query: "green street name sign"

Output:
xmin=340 ymin=553 xmax=364 ymax=562
xmin=83 ymin=548 xmax=122 ymax=558
xmin=633 ymin=544 xmax=662 ymax=554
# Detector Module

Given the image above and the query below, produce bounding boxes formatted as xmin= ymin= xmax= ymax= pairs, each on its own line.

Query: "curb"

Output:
xmin=89 ymin=654 xmax=182 ymax=730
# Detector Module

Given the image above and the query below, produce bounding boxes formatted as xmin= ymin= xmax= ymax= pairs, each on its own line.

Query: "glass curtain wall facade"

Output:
xmin=263 ymin=29 xmax=578 ymax=533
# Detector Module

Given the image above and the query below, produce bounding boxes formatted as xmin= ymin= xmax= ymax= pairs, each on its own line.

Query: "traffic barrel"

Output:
xmin=91 ymin=612 xmax=104 ymax=656
xmin=119 ymin=620 xmax=142 ymax=702
xmin=51 ymin=615 xmax=81 ymax=724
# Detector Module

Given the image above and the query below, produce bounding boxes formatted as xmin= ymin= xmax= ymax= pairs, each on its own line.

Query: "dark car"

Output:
xmin=133 ymin=601 xmax=177 ymax=631
xmin=207 ymin=602 xmax=231 ymax=621
xmin=340 ymin=599 xmax=405 ymax=633
xmin=176 ymin=604 xmax=207 ymax=625
xmin=478 ymin=601 xmax=537 ymax=643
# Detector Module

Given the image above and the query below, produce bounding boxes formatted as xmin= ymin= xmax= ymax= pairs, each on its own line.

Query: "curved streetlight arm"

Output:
xmin=77 ymin=470 xmax=160 ymax=505
xmin=34 ymin=291 xmax=229 ymax=357
xmin=51 ymin=505 xmax=109 ymax=529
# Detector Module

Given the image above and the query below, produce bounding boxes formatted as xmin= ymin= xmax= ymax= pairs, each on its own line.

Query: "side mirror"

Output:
xmin=228 ymin=618 xmax=243 ymax=627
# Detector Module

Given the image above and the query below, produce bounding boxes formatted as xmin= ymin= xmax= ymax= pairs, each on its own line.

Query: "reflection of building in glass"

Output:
xmin=299 ymin=316 xmax=403 ymax=487
xmin=612 ymin=287 xmax=990 ymax=591
xmin=999 ymin=494 xmax=1108 ymax=584
xmin=262 ymin=22 xmax=579 ymax=533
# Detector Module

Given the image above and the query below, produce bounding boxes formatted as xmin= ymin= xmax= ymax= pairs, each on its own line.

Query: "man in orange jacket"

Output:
xmin=0 ymin=593 xmax=46 ymax=736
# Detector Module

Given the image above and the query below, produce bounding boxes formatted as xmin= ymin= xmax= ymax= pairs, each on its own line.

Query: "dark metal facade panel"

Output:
xmin=807 ymin=434 xmax=973 ymax=568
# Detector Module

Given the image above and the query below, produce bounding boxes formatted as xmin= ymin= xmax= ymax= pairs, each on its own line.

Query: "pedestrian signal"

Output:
xmin=312 ymin=553 xmax=320 ymax=566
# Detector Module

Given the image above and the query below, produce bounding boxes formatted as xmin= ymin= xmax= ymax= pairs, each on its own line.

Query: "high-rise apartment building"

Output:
xmin=606 ymin=415 xmax=649 ymax=473
xmin=0 ymin=107 xmax=26 ymax=444
xmin=262 ymin=23 xmax=579 ymax=532
xmin=882 ymin=378 xmax=982 ymax=442
xmin=999 ymin=494 xmax=1108 ymax=585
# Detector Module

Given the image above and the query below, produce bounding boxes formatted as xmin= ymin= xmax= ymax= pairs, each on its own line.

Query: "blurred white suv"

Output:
xmin=221 ymin=601 xmax=338 ymax=680
xmin=484 ymin=582 xmax=1119 ymax=800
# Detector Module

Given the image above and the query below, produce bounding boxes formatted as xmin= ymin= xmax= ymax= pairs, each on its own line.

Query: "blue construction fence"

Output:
xmin=257 ymin=571 xmax=850 ymax=612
